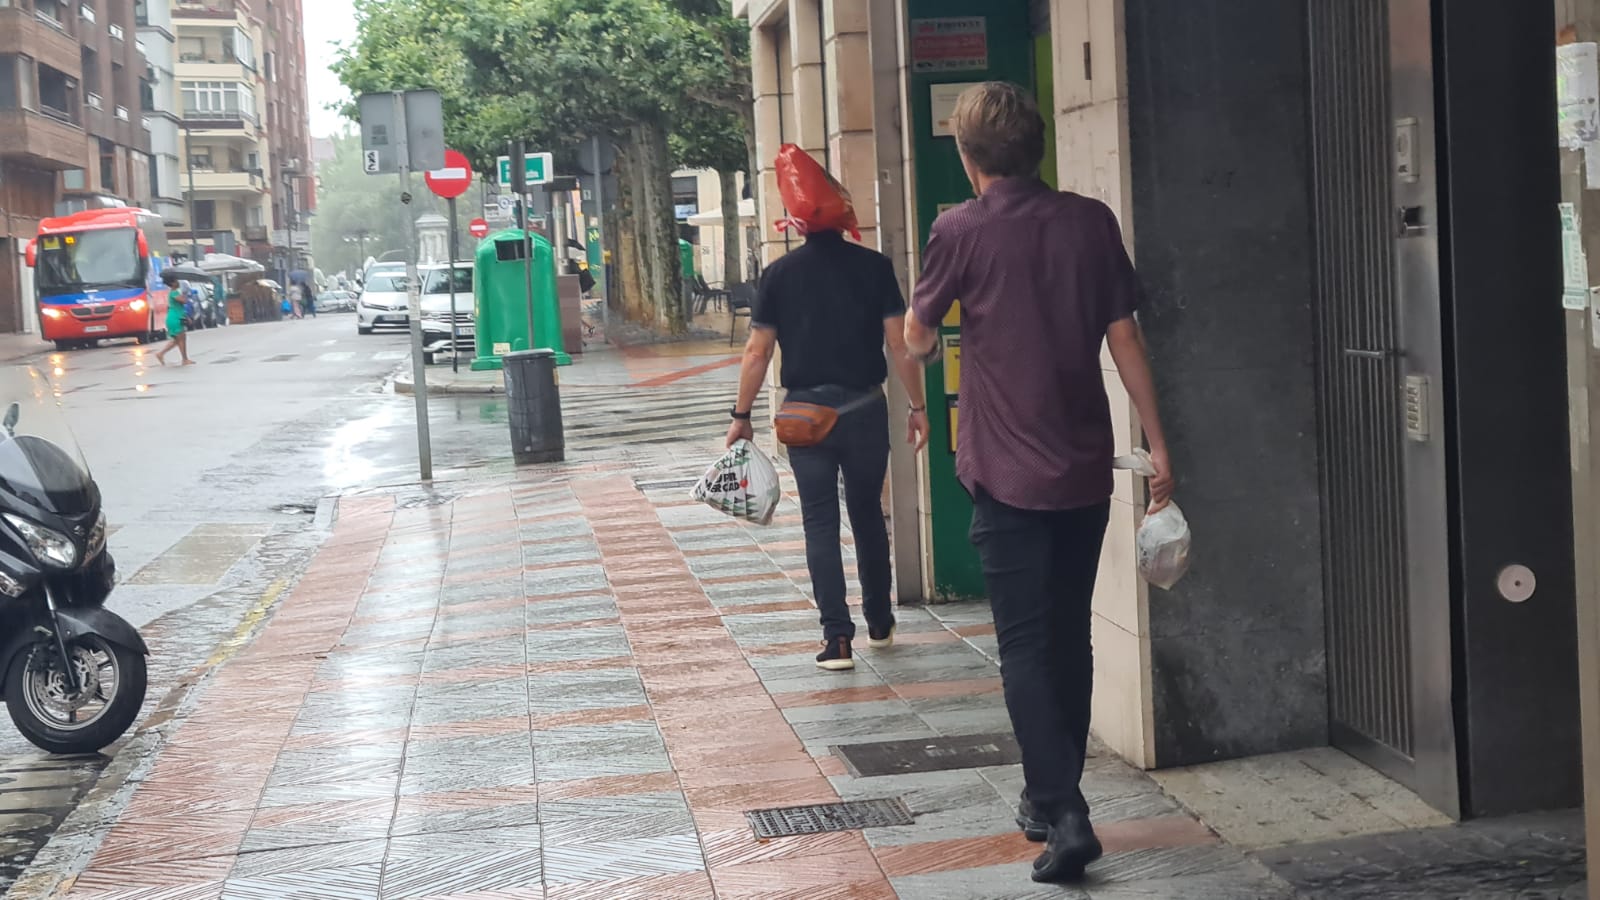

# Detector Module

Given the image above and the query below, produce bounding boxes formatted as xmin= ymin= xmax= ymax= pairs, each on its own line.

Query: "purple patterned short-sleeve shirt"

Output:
xmin=911 ymin=177 xmax=1139 ymax=512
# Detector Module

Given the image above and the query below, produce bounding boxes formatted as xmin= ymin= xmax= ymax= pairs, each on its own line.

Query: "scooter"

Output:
xmin=0 ymin=371 xmax=147 ymax=754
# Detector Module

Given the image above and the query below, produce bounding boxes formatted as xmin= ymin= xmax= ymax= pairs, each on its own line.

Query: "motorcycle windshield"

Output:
xmin=0 ymin=368 xmax=95 ymax=515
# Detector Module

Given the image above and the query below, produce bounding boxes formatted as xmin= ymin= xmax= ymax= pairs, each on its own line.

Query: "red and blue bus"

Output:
xmin=24 ymin=208 xmax=173 ymax=351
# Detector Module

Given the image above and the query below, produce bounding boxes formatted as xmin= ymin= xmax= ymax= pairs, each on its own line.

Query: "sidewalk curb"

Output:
xmin=393 ymin=376 xmax=504 ymax=396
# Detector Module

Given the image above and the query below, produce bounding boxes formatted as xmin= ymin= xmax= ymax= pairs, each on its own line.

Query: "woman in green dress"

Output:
xmin=154 ymin=270 xmax=194 ymax=366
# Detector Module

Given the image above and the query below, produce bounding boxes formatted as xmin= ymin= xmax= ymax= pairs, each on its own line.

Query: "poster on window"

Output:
xmin=911 ymin=18 xmax=988 ymax=74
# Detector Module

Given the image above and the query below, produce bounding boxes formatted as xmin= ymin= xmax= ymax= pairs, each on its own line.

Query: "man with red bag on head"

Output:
xmin=726 ymin=146 xmax=929 ymax=672
xmin=904 ymin=83 xmax=1174 ymax=884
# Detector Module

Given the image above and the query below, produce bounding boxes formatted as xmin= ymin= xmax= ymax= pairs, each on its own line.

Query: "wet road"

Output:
xmin=0 ymin=316 xmax=457 ymax=886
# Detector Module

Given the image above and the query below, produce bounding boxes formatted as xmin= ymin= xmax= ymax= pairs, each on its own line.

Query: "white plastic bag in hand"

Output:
xmin=1113 ymin=449 xmax=1192 ymax=590
xmin=691 ymin=439 xmax=782 ymax=526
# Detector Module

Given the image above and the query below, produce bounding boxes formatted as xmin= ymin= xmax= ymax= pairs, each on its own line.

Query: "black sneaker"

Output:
xmin=1031 ymin=810 xmax=1102 ymax=883
xmin=867 ymin=620 xmax=896 ymax=649
xmin=1017 ymin=791 xmax=1049 ymax=842
xmin=816 ymin=636 xmax=854 ymax=671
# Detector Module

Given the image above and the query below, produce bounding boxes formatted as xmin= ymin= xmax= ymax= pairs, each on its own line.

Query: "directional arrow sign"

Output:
xmin=497 ymin=151 xmax=553 ymax=187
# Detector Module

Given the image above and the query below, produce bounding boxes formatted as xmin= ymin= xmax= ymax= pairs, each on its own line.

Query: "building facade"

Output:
xmin=136 ymin=0 xmax=185 ymax=228
xmin=739 ymin=0 xmax=1581 ymax=832
xmin=0 ymin=0 xmax=154 ymax=333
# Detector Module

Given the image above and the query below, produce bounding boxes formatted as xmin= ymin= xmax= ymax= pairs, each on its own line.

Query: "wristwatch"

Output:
xmin=908 ymin=404 xmax=926 ymax=413
xmin=730 ymin=408 xmax=752 ymax=421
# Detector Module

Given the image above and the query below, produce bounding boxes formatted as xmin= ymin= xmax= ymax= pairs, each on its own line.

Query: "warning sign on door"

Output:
xmin=911 ymin=18 xmax=988 ymax=74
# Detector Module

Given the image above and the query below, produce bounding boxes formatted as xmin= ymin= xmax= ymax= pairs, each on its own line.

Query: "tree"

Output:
xmin=672 ymin=102 xmax=749 ymax=289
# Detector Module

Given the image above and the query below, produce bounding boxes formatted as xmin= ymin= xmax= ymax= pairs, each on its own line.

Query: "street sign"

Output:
xmin=469 ymin=218 xmax=490 ymax=238
xmin=424 ymin=149 xmax=473 ymax=199
xmin=357 ymin=90 xmax=446 ymax=174
xmin=497 ymin=152 xmax=553 ymax=187
xmin=496 ymin=195 xmax=515 ymax=215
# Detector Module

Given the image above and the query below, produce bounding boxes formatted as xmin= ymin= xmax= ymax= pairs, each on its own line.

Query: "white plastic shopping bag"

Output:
xmin=1113 ymin=449 xmax=1192 ymax=590
xmin=691 ymin=439 xmax=782 ymax=526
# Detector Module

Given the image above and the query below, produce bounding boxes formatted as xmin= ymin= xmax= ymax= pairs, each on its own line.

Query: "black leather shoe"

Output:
xmin=1016 ymin=792 xmax=1048 ymax=842
xmin=1031 ymin=810 xmax=1102 ymax=883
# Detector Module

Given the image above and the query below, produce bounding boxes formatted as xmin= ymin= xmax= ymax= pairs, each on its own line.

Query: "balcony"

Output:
xmin=0 ymin=109 xmax=89 ymax=170
xmin=181 ymin=108 xmax=256 ymax=133
xmin=175 ymin=58 xmax=257 ymax=83
xmin=188 ymin=167 xmax=265 ymax=193
xmin=241 ymin=224 xmax=268 ymax=242
xmin=0 ymin=7 xmax=81 ymax=76
xmin=172 ymin=0 xmax=243 ymax=22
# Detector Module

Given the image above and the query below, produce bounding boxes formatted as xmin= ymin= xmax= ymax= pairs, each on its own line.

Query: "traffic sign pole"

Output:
xmin=447 ymin=196 xmax=460 ymax=373
xmin=395 ymin=92 xmax=433 ymax=483
xmin=425 ymin=149 xmax=474 ymax=377
xmin=511 ymin=140 xmax=536 ymax=354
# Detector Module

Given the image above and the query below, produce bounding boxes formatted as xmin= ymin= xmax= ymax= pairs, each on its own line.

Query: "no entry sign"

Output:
xmin=468 ymin=218 xmax=489 ymax=238
xmin=424 ymin=149 xmax=473 ymax=199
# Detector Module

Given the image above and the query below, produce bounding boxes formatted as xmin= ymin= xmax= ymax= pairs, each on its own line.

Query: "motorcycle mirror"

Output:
xmin=3 ymin=403 xmax=19 ymax=435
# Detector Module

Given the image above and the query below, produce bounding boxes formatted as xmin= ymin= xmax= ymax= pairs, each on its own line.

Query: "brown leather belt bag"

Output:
xmin=774 ymin=390 xmax=880 ymax=448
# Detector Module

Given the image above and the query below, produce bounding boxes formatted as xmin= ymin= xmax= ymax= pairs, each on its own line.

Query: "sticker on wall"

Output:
xmin=941 ymin=334 xmax=961 ymax=397
xmin=947 ymin=397 xmax=959 ymax=453
xmin=911 ymin=18 xmax=988 ymax=74
xmin=1558 ymin=43 xmax=1600 ymax=150
xmin=931 ymin=82 xmax=983 ymax=137
xmin=1562 ymin=203 xmax=1590 ymax=311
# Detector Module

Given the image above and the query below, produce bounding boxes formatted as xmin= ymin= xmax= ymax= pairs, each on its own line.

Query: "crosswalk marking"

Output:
xmin=316 ymin=351 xmax=356 ymax=362
xmin=559 ymin=383 xmax=767 ymax=450
xmin=373 ymin=351 xmax=409 ymax=361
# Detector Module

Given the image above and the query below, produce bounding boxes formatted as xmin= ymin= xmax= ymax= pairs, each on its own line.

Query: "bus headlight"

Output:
xmin=40 ymin=308 xmax=64 ymax=320
xmin=129 ymin=299 xmax=148 ymax=313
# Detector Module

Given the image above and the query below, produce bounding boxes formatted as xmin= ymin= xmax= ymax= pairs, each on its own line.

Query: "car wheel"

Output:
xmin=423 ymin=351 xmax=437 ymax=365
xmin=358 ymin=323 xmax=374 ymax=335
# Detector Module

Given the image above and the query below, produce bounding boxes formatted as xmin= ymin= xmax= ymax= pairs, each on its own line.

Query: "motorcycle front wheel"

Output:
xmin=5 ymin=634 xmax=147 ymax=754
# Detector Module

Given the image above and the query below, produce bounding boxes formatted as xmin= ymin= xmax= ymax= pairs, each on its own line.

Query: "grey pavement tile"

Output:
xmin=518 ymin=516 xmax=593 ymax=541
xmin=438 ymin=583 xmax=523 ymax=608
xmin=526 ymin=625 xmax=633 ymax=664
xmin=790 ymin=712 xmax=935 ymax=747
xmin=410 ymin=696 xmax=530 ymax=727
xmin=238 ymin=819 xmax=395 ymax=854
xmin=541 ymin=833 xmax=706 ymax=884
xmin=338 ymin=618 xmax=438 ymax=647
xmin=521 ymin=537 xmax=602 ymax=566
xmin=289 ymin=707 xmax=414 ymax=737
xmin=685 ymin=552 xmax=784 ymax=579
xmin=748 ymin=524 xmax=808 ymax=543
xmin=399 ymin=754 xmax=538 ymax=796
xmin=540 ymin=792 xmax=696 ymax=845
xmin=429 ymin=609 xmax=526 ymax=637
xmin=412 ymin=676 xmax=529 ymax=712
xmin=928 ymin=601 xmax=997 ymax=627
xmin=534 ymin=722 xmax=672 ymax=782
xmin=964 ymin=634 xmax=1002 ymax=662
xmin=672 ymin=529 xmax=759 ymax=551
xmin=222 ymin=863 xmax=385 ymax=900
xmin=870 ymin=661 xmax=996 ymax=685
xmin=390 ymin=801 xmax=542 ymax=837
xmin=379 ymin=846 xmax=544 ymax=899
xmin=781 ymin=699 xmax=918 ymax=725
xmin=524 ymin=593 xmax=618 ymax=625
xmin=317 ymin=649 xmax=426 ymax=682
xmin=257 ymin=778 xmax=401 ymax=809
xmin=658 ymin=505 xmax=736 ymax=528
xmin=758 ymin=669 xmax=888 ymax=696
xmin=831 ymin=769 xmax=1016 ymax=848
xmin=228 ymin=838 xmax=389 ymax=879
xmin=981 ymin=764 xmax=1027 ymax=805
xmin=891 ymin=863 xmax=1088 ymax=899
xmin=1091 ymin=845 xmax=1265 ymax=884
xmin=422 ymin=635 xmax=527 ymax=672
xmin=265 ymin=753 xmax=402 ymax=790
xmin=922 ymin=706 xmax=1020 ymax=738
xmin=1080 ymin=865 xmax=1297 ymax=899
xmin=525 ymin=563 xmax=611 ymax=596
xmin=405 ymin=731 xmax=531 ymax=764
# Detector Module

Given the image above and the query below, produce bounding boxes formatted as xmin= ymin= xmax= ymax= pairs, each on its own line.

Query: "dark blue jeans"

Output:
xmin=970 ymin=486 xmax=1110 ymax=823
xmin=787 ymin=387 xmax=893 ymax=642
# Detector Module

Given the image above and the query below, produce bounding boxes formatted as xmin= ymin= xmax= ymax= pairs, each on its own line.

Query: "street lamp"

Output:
xmin=181 ymin=120 xmax=199 ymax=262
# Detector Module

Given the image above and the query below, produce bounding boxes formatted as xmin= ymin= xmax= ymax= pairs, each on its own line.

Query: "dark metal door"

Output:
xmin=1307 ymin=0 xmax=1460 ymax=816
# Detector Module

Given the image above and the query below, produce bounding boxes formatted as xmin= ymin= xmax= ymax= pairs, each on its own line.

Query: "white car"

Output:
xmin=356 ymin=263 xmax=410 ymax=334
xmin=417 ymin=262 xmax=475 ymax=364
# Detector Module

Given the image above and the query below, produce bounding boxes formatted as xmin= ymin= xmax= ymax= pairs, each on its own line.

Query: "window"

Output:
xmin=224 ymin=27 xmax=254 ymax=70
xmin=181 ymin=80 xmax=254 ymax=120
xmin=139 ymin=77 xmax=154 ymax=112
xmin=34 ymin=228 xmax=141 ymax=292
xmin=263 ymin=51 xmax=274 ymax=83
xmin=133 ymin=0 xmax=147 ymax=25
xmin=422 ymin=266 xmax=472 ymax=295
xmin=147 ymin=152 xmax=159 ymax=198
xmin=193 ymin=199 xmax=215 ymax=231
xmin=0 ymin=56 xmax=16 ymax=110
xmin=245 ymin=150 xmax=258 ymax=171
xmin=62 ymin=168 xmax=84 ymax=190
xmin=99 ymin=138 xmax=116 ymax=193
xmin=178 ymin=37 xmax=204 ymax=63
xmin=249 ymin=206 xmax=264 ymax=226
xmin=672 ymin=175 xmax=700 ymax=220
xmin=38 ymin=64 xmax=75 ymax=122
xmin=188 ymin=147 xmax=212 ymax=169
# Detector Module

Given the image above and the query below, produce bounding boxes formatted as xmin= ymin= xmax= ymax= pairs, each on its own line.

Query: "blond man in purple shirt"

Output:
xmin=904 ymin=82 xmax=1174 ymax=884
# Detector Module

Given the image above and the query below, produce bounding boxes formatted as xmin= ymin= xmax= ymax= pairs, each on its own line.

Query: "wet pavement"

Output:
xmin=10 ymin=473 xmax=1292 ymax=900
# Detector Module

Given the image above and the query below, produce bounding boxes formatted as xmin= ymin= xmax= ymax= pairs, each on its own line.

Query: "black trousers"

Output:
xmin=788 ymin=389 xmax=893 ymax=641
xmin=970 ymin=486 xmax=1110 ymax=822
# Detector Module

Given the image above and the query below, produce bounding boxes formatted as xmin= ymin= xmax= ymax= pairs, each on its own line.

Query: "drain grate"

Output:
xmin=745 ymin=798 xmax=912 ymax=838
xmin=834 ymin=733 xmax=1022 ymax=778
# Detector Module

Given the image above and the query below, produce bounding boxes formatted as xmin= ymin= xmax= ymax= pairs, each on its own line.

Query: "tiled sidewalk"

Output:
xmin=41 ymin=473 xmax=1292 ymax=900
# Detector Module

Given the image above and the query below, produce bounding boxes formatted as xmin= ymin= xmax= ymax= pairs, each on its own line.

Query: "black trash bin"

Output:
xmin=503 ymin=349 xmax=565 ymax=465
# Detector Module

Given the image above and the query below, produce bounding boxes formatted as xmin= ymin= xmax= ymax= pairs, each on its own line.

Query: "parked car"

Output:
xmin=317 ymin=290 xmax=358 ymax=313
xmin=356 ymin=264 xmax=410 ymax=334
xmin=417 ymin=262 xmax=475 ymax=364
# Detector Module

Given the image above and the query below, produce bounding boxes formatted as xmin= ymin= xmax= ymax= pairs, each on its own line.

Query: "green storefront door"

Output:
xmin=908 ymin=1 xmax=1046 ymax=599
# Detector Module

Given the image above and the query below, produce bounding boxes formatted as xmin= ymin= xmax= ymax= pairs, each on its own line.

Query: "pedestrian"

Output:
xmin=303 ymin=289 xmax=318 ymax=318
xmin=154 ymin=270 xmax=194 ymax=366
xmin=726 ymin=198 xmax=929 ymax=673
xmin=904 ymin=82 xmax=1174 ymax=884
xmin=288 ymin=282 xmax=304 ymax=319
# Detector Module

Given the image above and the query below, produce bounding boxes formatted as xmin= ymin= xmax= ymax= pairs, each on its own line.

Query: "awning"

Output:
xmin=687 ymin=198 xmax=757 ymax=228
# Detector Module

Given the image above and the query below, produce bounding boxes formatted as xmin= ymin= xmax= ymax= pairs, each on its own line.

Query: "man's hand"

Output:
xmin=1147 ymin=445 xmax=1175 ymax=513
xmin=726 ymin=418 xmax=754 ymax=449
xmin=908 ymin=409 xmax=930 ymax=451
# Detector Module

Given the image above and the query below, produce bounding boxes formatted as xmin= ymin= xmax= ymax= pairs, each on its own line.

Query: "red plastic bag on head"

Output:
xmin=774 ymin=144 xmax=861 ymax=241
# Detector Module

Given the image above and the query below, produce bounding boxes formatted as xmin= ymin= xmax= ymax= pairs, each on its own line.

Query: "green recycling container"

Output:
xmin=471 ymin=228 xmax=570 ymax=370
xmin=678 ymin=238 xmax=695 ymax=281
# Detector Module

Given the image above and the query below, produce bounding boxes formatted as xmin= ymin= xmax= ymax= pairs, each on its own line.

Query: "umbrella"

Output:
xmin=200 ymin=253 xmax=265 ymax=275
xmin=289 ymin=270 xmax=312 ymax=285
xmin=164 ymin=264 xmax=209 ymax=280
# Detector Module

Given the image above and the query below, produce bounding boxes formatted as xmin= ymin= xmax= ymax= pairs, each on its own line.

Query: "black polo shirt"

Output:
xmin=751 ymin=231 xmax=906 ymax=391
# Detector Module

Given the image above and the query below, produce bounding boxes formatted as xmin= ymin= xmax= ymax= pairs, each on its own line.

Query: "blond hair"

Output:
xmin=951 ymin=82 xmax=1046 ymax=178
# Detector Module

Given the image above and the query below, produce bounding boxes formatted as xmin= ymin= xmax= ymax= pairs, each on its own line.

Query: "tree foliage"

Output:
xmin=333 ymin=0 xmax=754 ymax=329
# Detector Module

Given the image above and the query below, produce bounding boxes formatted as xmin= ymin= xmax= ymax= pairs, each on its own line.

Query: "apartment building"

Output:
xmin=136 ymin=0 xmax=184 ymax=228
xmin=0 ymin=0 xmax=153 ymax=332
xmin=169 ymin=0 xmax=311 ymax=275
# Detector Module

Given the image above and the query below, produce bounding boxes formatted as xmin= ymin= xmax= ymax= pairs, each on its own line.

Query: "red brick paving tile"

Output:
xmin=526 ymin=655 xmax=634 ymax=676
xmin=953 ymin=623 xmax=998 ymax=637
xmin=673 ymin=758 xmax=826 ymax=791
xmin=770 ymin=685 xmax=900 ymax=708
xmin=65 ymin=882 xmax=225 ymax=900
xmin=709 ymin=848 xmax=892 ymax=898
xmin=892 ymin=629 xmax=964 ymax=646
xmin=524 ymin=616 xmax=622 ymax=633
xmin=717 ymin=600 xmax=815 ymax=616
xmin=892 ymin=677 xmax=1005 ymax=701
xmin=535 ymin=771 xmax=682 ymax=803
xmin=411 ymin=714 xmax=532 ymax=740
xmin=416 ymin=663 xmax=531 ymax=686
xmin=525 ymin=555 xmax=603 ymax=572
xmin=250 ymin=796 xmax=395 ymax=829
xmin=90 ymin=807 xmax=254 ymax=867
xmin=743 ymin=639 xmax=827 ymax=657
xmin=872 ymin=816 xmax=1215 ymax=878
xmin=814 ymin=754 xmax=848 ymax=776
xmin=683 ymin=777 xmax=840 ymax=813
xmin=668 ymin=741 xmax=811 ymax=772
xmin=424 ymin=624 xmax=528 ymax=646
xmin=645 ymin=683 xmax=775 ymax=714
xmin=70 ymin=854 xmax=235 ymax=892
xmin=281 ymin=727 xmax=409 ymax=751
xmin=1095 ymin=814 xmax=1218 ymax=854
xmin=698 ymin=571 xmax=791 ymax=586
xmin=394 ymin=784 xmax=541 ymax=813
xmin=544 ymin=870 xmax=716 ymax=899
